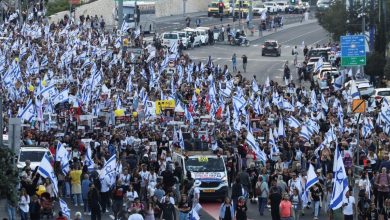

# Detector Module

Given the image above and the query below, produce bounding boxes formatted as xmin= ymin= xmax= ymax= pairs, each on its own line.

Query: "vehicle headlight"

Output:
xmin=222 ymin=175 xmax=228 ymax=183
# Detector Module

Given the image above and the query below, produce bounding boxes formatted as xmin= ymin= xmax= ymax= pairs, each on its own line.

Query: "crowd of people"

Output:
xmin=1 ymin=2 xmax=390 ymax=220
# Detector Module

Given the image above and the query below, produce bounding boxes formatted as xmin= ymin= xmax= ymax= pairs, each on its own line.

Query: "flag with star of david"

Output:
xmin=329 ymin=146 xmax=349 ymax=210
xmin=53 ymin=89 xmax=69 ymax=105
xmin=38 ymin=153 xmax=59 ymax=196
xmin=18 ymin=102 xmax=35 ymax=122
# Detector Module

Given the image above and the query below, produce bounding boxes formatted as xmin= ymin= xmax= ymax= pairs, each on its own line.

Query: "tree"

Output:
xmin=316 ymin=0 xmax=364 ymax=41
xmin=0 ymin=148 xmax=19 ymax=206
xmin=384 ymin=58 xmax=390 ymax=79
xmin=365 ymin=52 xmax=386 ymax=76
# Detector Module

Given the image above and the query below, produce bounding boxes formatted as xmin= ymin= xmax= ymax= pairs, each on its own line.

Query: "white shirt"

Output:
xmin=120 ymin=174 xmax=131 ymax=186
xmin=147 ymin=172 xmax=157 ymax=184
xmin=342 ymin=196 xmax=355 ymax=215
xmin=19 ymin=195 xmax=30 ymax=213
xmin=128 ymin=213 xmax=144 ymax=220
xmin=140 ymin=170 xmax=150 ymax=187
xmin=100 ymin=176 xmax=111 ymax=193
xmin=160 ymin=196 xmax=175 ymax=205
xmin=126 ymin=190 xmax=139 ymax=202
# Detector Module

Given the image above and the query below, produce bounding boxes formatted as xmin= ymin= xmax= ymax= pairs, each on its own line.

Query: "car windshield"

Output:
xmin=178 ymin=33 xmax=186 ymax=38
xmin=19 ymin=151 xmax=47 ymax=162
xmin=254 ymin=3 xmax=265 ymax=8
xmin=277 ymin=3 xmax=285 ymax=6
xmin=185 ymin=157 xmax=225 ymax=172
xmin=164 ymin=34 xmax=178 ymax=39
xmin=265 ymin=42 xmax=277 ymax=47
xmin=264 ymin=3 xmax=273 ymax=6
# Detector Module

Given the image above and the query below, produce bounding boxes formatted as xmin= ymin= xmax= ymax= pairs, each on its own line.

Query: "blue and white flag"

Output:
xmin=86 ymin=145 xmax=95 ymax=171
xmin=59 ymin=199 xmax=71 ymax=219
xmin=184 ymin=106 xmax=194 ymax=125
xmin=39 ymin=84 xmax=58 ymax=100
xmin=329 ymin=146 xmax=349 ymax=210
xmin=252 ymin=78 xmax=259 ymax=93
xmin=53 ymin=89 xmax=69 ymax=105
xmin=299 ymin=125 xmax=311 ymax=141
xmin=100 ymin=154 xmax=117 ymax=186
xmin=18 ymin=102 xmax=35 ymax=122
xmin=302 ymin=164 xmax=319 ymax=206
xmin=269 ymin=128 xmax=276 ymax=148
xmin=38 ymin=154 xmax=59 ymax=196
xmin=350 ymin=81 xmax=360 ymax=100
xmin=314 ymin=57 xmax=324 ymax=72
xmin=278 ymin=116 xmax=285 ymax=138
xmin=334 ymin=73 xmax=344 ymax=91
xmin=287 ymin=116 xmax=301 ymax=128
xmin=55 ymin=142 xmax=70 ymax=175
xmin=179 ymin=128 xmax=184 ymax=150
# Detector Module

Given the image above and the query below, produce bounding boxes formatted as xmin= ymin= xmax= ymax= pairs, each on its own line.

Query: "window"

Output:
xmin=19 ymin=151 xmax=47 ymax=163
xmin=378 ymin=91 xmax=390 ymax=96
xmin=185 ymin=157 xmax=225 ymax=172
xmin=163 ymin=34 xmax=178 ymax=39
xmin=264 ymin=41 xmax=277 ymax=47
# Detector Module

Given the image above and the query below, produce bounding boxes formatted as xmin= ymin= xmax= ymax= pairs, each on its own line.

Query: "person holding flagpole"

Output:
xmin=342 ymin=189 xmax=356 ymax=220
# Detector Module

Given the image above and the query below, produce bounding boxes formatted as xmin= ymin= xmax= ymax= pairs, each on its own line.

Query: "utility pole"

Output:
xmin=249 ymin=0 xmax=253 ymax=35
xmin=118 ymin=0 xmax=124 ymax=31
xmin=183 ymin=0 xmax=187 ymax=16
xmin=232 ymin=0 xmax=235 ymax=29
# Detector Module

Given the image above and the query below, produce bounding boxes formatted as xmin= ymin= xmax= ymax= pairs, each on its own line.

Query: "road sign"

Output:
xmin=340 ymin=35 xmax=366 ymax=66
xmin=341 ymin=56 xmax=366 ymax=66
xmin=352 ymin=99 xmax=366 ymax=113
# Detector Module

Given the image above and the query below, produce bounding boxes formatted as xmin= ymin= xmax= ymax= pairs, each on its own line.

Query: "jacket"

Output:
xmin=219 ymin=203 xmax=235 ymax=219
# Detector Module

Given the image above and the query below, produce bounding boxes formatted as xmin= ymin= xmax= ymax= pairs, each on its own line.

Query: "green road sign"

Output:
xmin=341 ymin=56 xmax=366 ymax=66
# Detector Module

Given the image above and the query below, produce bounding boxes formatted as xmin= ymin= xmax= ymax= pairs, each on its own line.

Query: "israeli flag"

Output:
xmin=287 ymin=116 xmax=301 ymax=128
xmin=246 ymin=131 xmax=262 ymax=159
xmin=314 ymin=57 xmax=324 ymax=72
xmin=334 ymin=73 xmax=344 ymax=91
xmin=86 ymin=145 xmax=95 ymax=171
xmin=252 ymin=78 xmax=259 ymax=93
xmin=18 ymin=102 xmax=35 ymax=122
xmin=59 ymin=199 xmax=71 ymax=219
xmin=299 ymin=125 xmax=311 ymax=141
xmin=302 ymin=164 xmax=319 ymax=206
xmin=39 ymin=84 xmax=58 ymax=100
xmin=184 ymin=106 xmax=194 ymax=124
xmin=179 ymin=128 xmax=185 ymax=150
xmin=278 ymin=117 xmax=285 ymax=138
xmin=169 ymin=41 xmax=178 ymax=54
xmin=350 ymin=81 xmax=360 ymax=100
xmin=55 ymin=142 xmax=70 ymax=175
xmin=269 ymin=128 xmax=276 ymax=148
xmin=99 ymin=154 xmax=117 ymax=186
xmin=120 ymin=21 xmax=130 ymax=33
xmin=53 ymin=89 xmax=69 ymax=105
xmin=329 ymin=146 xmax=349 ymax=210
xmin=38 ymin=154 xmax=59 ymax=196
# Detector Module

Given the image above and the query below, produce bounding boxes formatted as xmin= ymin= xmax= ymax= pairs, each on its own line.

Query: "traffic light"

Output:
xmin=218 ymin=2 xmax=224 ymax=14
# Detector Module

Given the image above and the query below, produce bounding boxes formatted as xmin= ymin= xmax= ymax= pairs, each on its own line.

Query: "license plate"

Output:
xmin=203 ymin=189 xmax=215 ymax=193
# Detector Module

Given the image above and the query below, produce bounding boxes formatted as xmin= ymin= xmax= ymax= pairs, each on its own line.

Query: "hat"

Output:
xmin=194 ymin=180 xmax=201 ymax=187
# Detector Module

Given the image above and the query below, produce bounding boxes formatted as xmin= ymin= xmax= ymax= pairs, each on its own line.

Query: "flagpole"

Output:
xmin=356 ymin=113 xmax=361 ymax=167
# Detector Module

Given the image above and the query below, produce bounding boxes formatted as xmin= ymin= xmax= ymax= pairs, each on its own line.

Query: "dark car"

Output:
xmin=261 ymin=40 xmax=281 ymax=56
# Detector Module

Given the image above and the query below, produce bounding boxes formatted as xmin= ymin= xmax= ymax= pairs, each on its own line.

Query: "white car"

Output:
xmin=17 ymin=146 xmax=51 ymax=170
xmin=276 ymin=1 xmax=289 ymax=12
xmin=345 ymin=79 xmax=375 ymax=98
xmin=174 ymin=31 xmax=190 ymax=49
xmin=371 ymin=88 xmax=390 ymax=103
xmin=183 ymin=28 xmax=202 ymax=47
xmin=195 ymin=28 xmax=209 ymax=45
xmin=264 ymin=2 xmax=278 ymax=13
xmin=253 ymin=2 xmax=267 ymax=15
xmin=161 ymin=32 xmax=180 ymax=48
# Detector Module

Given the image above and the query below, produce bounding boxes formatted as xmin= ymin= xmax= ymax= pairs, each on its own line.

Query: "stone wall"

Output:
xmin=155 ymin=0 xmax=211 ymax=17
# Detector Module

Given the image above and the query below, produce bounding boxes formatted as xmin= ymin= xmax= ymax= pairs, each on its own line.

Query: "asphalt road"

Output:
xmin=186 ymin=21 xmax=329 ymax=84
xmin=154 ymin=13 xmax=310 ymax=33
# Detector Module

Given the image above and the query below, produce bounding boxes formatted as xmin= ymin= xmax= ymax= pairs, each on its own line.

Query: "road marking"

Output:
xmin=253 ymin=44 xmax=259 ymax=47
xmin=109 ymin=215 xmax=114 ymax=219
xmin=309 ymin=36 xmax=329 ymax=47
xmin=190 ymin=56 xmax=284 ymax=62
xmin=280 ymin=28 xmax=322 ymax=44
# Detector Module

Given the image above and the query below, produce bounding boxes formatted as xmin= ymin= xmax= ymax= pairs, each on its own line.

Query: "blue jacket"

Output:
xmin=81 ymin=179 xmax=91 ymax=200
xmin=219 ymin=203 xmax=235 ymax=219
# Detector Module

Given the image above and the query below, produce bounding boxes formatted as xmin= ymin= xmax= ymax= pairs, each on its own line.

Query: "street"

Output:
xmin=57 ymin=21 xmax=330 ymax=220
xmin=187 ymin=21 xmax=329 ymax=84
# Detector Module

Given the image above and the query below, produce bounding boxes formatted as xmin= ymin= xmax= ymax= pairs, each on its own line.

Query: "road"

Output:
xmin=153 ymin=13 xmax=311 ymax=33
xmin=187 ymin=21 xmax=329 ymax=84
xmin=55 ymin=22 xmax=330 ymax=220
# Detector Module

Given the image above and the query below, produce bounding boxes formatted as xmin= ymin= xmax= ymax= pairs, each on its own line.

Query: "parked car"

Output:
xmin=195 ymin=27 xmax=210 ymax=45
xmin=261 ymin=40 xmax=281 ymax=56
xmin=253 ymin=2 xmax=267 ymax=16
xmin=264 ymin=2 xmax=278 ymax=14
xmin=183 ymin=28 xmax=202 ymax=47
xmin=162 ymin=32 xmax=180 ymax=48
xmin=345 ymin=79 xmax=375 ymax=98
xmin=276 ymin=1 xmax=289 ymax=12
xmin=174 ymin=31 xmax=190 ymax=49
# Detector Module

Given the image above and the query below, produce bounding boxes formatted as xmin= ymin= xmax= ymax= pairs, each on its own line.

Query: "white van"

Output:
xmin=183 ymin=28 xmax=202 ymax=47
xmin=174 ymin=31 xmax=190 ymax=49
xmin=173 ymin=151 xmax=228 ymax=200
xmin=196 ymin=27 xmax=210 ymax=45
xmin=17 ymin=146 xmax=51 ymax=170
xmin=162 ymin=32 xmax=180 ymax=48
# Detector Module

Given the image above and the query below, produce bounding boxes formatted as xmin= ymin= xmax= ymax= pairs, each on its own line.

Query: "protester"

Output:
xmin=219 ymin=197 xmax=235 ymax=220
